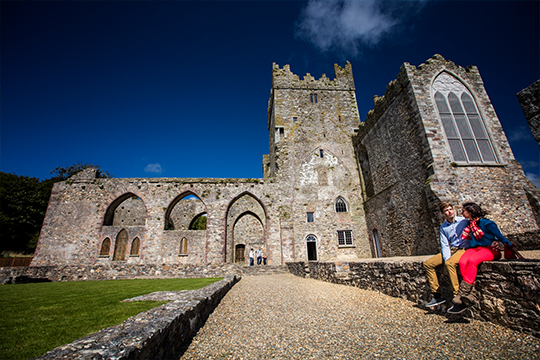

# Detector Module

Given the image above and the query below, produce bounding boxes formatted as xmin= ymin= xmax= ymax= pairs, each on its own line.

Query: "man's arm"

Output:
xmin=440 ymin=227 xmax=451 ymax=261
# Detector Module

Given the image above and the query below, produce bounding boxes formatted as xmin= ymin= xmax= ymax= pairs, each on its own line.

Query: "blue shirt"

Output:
xmin=440 ymin=216 xmax=469 ymax=261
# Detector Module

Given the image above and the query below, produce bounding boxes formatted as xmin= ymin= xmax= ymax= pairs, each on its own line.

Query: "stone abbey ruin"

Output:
xmin=32 ymin=54 xmax=540 ymax=268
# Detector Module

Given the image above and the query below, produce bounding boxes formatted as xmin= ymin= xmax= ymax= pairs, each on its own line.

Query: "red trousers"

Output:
xmin=459 ymin=246 xmax=501 ymax=284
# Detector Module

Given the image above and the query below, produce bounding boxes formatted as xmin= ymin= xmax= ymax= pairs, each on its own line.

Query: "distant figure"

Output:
xmin=256 ymin=248 xmax=263 ymax=265
xmin=423 ymin=202 xmax=469 ymax=308
xmin=249 ymin=248 xmax=254 ymax=266
xmin=263 ymin=251 xmax=267 ymax=266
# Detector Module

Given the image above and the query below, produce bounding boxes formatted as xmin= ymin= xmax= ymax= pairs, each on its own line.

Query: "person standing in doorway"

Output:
xmin=249 ymin=248 xmax=254 ymax=266
xmin=423 ymin=202 xmax=469 ymax=307
xmin=256 ymin=248 xmax=263 ymax=265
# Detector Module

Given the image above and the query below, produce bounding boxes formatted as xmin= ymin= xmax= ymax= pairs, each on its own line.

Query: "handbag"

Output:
xmin=503 ymin=244 xmax=525 ymax=260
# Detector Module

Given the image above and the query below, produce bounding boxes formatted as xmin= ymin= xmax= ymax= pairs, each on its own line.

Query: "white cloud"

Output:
xmin=295 ymin=1 xmax=423 ymax=56
xmin=507 ymin=126 xmax=534 ymax=143
xmin=525 ymin=172 xmax=540 ymax=189
xmin=144 ymin=163 xmax=163 ymax=174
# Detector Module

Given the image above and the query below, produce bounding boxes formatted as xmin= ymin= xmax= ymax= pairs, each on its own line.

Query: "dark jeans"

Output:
xmin=257 ymin=256 xmax=262 ymax=265
xmin=250 ymin=257 xmax=254 ymax=266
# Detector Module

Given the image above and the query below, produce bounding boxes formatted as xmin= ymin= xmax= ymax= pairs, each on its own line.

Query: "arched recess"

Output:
xmin=164 ymin=192 xmax=207 ymax=231
xmin=225 ymin=192 xmax=268 ymax=263
xmin=130 ymin=237 xmax=140 ymax=256
xmin=113 ymin=229 xmax=128 ymax=261
xmin=99 ymin=238 xmax=111 ymax=256
xmin=103 ymin=193 xmax=146 ymax=226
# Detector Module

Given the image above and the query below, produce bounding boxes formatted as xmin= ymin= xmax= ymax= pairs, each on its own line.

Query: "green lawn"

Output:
xmin=0 ymin=277 xmax=221 ymax=360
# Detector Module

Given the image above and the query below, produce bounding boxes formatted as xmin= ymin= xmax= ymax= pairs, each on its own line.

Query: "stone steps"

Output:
xmin=237 ymin=264 xmax=289 ymax=276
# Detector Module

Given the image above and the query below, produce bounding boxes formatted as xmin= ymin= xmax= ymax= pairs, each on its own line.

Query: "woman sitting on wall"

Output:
xmin=447 ymin=201 xmax=518 ymax=314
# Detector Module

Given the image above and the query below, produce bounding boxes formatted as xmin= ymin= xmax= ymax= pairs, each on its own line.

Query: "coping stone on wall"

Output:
xmin=32 ymin=275 xmax=240 ymax=360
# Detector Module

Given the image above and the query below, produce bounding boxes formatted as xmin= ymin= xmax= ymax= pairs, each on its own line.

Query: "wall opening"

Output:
xmin=372 ymin=229 xmax=382 ymax=258
xmin=100 ymin=238 xmax=111 ymax=256
xmin=235 ymin=244 xmax=246 ymax=263
xmin=306 ymin=234 xmax=318 ymax=261
xmin=113 ymin=229 xmax=128 ymax=261
xmin=130 ymin=237 xmax=140 ymax=256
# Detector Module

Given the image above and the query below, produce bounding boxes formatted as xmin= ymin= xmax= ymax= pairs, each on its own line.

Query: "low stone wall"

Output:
xmin=34 ymin=275 xmax=240 ymax=360
xmin=1 ymin=263 xmax=242 ymax=284
xmin=287 ymin=259 xmax=540 ymax=337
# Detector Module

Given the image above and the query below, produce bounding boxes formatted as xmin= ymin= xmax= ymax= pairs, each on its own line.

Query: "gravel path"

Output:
xmin=180 ymin=274 xmax=539 ymax=360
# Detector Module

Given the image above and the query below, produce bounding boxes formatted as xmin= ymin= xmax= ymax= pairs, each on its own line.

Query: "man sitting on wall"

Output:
xmin=423 ymin=202 xmax=470 ymax=307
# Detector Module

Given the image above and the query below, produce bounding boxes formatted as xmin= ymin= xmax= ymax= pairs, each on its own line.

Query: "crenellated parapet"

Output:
xmin=272 ymin=61 xmax=355 ymax=90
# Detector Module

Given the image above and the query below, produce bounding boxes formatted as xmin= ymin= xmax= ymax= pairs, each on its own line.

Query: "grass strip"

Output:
xmin=0 ymin=277 xmax=221 ymax=360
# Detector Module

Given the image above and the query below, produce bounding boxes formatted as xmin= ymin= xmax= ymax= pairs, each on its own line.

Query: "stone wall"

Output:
xmin=33 ymin=275 xmax=240 ymax=360
xmin=287 ymin=259 xmax=540 ymax=337
xmin=1 ymin=263 xmax=242 ymax=283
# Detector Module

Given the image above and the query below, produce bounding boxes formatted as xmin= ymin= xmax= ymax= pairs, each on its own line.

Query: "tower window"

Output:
xmin=320 ymin=149 xmax=324 ymax=158
xmin=310 ymin=93 xmax=318 ymax=103
xmin=338 ymin=115 xmax=342 ymax=122
xmin=293 ymin=116 xmax=298 ymax=122
xmin=307 ymin=212 xmax=314 ymax=223
xmin=275 ymin=127 xmax=285 ymax=142
xmin=337 ymin=230 xmax=353 ymax=246
xmin=335 ymin=196 xmax=348 ymax=212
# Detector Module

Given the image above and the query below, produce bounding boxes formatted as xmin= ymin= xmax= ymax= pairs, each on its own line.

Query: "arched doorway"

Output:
xmin=113 ymin=229 xmax=128 ymax=261
xmin=306 ymin=234 xmax=317 ymax=261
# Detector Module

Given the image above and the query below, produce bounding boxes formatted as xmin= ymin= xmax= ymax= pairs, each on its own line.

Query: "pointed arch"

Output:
xmin=179 ymin=237 xmax=188 ymax=255
xmin=225 ymin=191 xmax=268 ymax=263
xmin=103 ymin=193 xmax=146 ymax=226
xmin=99 ymin=238 xmax=111 ymax=256
xmin=432 ymin=72 xmax=497 ymax=164
xmin=113 ymin=229 xmax=128 ymax=261
xmin=164 ymin=191 xmax=207 ymax=230
xmin=335 ymin=196 xmax=348 ymax=212
xmin=130 ymin=237 xmax=140 ymax=256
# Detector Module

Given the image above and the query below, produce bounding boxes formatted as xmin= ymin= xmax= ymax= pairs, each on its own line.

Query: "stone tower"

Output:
xmin=265 ymin=62 xmax=370 ymax=261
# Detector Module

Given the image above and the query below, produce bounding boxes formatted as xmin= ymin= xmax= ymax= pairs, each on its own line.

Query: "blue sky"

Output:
xmin=2 ymin=1 xmax=539 ymax=186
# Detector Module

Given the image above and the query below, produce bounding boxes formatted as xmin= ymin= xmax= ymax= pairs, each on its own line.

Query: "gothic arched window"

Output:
xmin=100 ymin=238 xmax=110 ymax=256
xmin=433 ymin=73 xmax=497 ymax=164
xmin=335 ymin=197 xmax=348 ymax=213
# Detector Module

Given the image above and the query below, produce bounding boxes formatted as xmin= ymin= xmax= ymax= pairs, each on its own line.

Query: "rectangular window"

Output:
xmin=307 ymin=212 xmax=314 ymax=223
xmin=293 ymin=116 xmax=297 ymax=122
xmin=320 ymin=149 xmax=324 ymax=158
xmin=337 ymin=230 xmax=353 ymax=246
xmin=310 ymin=93 xmax=318 ymax=103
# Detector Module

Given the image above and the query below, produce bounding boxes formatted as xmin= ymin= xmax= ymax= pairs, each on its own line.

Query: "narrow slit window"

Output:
xmin=320 ymin=149 xmax=324 ymax=158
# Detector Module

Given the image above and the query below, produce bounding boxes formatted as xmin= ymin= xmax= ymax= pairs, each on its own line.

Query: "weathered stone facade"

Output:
xmin=31 ymin=55 xmax=540 ymax=269
xmin=354 ymin=55 xmax=540 ymax=257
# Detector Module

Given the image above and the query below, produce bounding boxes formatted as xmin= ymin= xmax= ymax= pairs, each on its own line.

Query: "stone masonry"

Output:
xmin=31 ymin=55 xmax=540 ymax=269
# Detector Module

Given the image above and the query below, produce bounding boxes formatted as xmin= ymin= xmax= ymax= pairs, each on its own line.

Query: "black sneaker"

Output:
xmin=447 ymin=303 xmax=467 ymax=314
xmin=425 ymin=297 xmax=446 ymax=307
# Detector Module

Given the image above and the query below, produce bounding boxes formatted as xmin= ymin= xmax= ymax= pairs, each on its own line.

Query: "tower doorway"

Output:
xmin=306 ymin=235 xmax=317 ymax=261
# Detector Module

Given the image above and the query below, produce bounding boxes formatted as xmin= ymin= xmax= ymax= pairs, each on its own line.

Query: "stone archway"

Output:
xmin=225 ymin=193 xmax=267 ymax=263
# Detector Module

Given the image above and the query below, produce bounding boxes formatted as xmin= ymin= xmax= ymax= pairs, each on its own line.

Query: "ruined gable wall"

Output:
xmin=353 ymin=67 xmax=438 ymax=257
xmin=406 ymin=55 xmax=540 ymax=239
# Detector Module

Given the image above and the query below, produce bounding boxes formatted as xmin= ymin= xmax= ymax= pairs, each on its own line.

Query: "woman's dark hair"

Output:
xmin=462 ymin=202 xmax=489 ymax=219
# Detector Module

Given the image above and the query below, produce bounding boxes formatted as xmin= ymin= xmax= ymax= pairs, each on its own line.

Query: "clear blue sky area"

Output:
xmin=2 ymin=1 xmax=539 ymax=186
